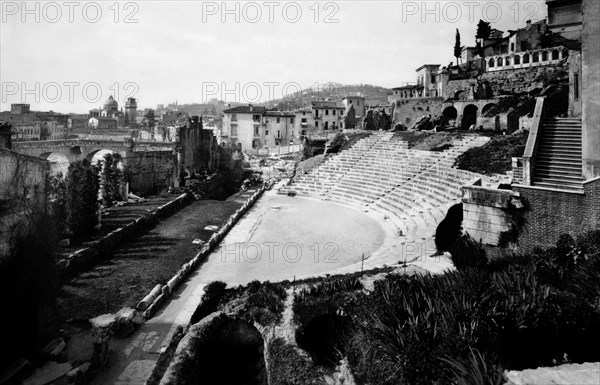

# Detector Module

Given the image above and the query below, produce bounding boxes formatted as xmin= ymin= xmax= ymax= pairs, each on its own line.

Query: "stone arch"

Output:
xmin=552 ymin=49 xmax=559 ymax=60
xmin=454 ymin=90 xmax=467 ymax=100
xmin=488 ymin=58 xmax=495 ymax=68
xmin=514 ymin=54 xmax=521 ymax=65
xmin=442 ymin=106 xmax=458 ymax=123
xmin=462 ymin=104 xmax=479 ymax=130
xmin=562 ymin=48 xmax=569 ymax=59
xmin=523 ymin=53 xmax=530 ymax=64
xmin=497 ymin=57 xmax=503 ymax=67
xmin=533 ymin=52 xmax=540 ymax=63
xmin=39 ymin=152 xmax=70 ymax=177
xmin=505 ymin=56 xmax=511 ymax=66
xmin=86 ymin=149 xmax=123 ymax=169
xmin=481 ymin=103 xmax=498 ymax=117
xmin=542 ymin=50 xmax=549 ymax=61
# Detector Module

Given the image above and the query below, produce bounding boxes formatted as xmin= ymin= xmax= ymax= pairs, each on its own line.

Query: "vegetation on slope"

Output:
xmin=456 ymin=131 xmax=528 ymax=175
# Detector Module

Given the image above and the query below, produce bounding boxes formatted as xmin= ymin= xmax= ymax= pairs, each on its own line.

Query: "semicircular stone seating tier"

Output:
xmin=284 ymin=132 xmax=489 ymax=244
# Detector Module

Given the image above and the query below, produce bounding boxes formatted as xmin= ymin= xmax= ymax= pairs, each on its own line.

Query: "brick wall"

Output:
xmin=514 ymin=180 xmax=600 ymax=252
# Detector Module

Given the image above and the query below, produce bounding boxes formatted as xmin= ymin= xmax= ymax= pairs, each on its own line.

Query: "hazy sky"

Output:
xmin=0 ymin=0 xmax=547 ymax=113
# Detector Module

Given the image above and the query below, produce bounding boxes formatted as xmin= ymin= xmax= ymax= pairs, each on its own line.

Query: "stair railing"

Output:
xmin=522 ymin=96 xmax=547 ymax=185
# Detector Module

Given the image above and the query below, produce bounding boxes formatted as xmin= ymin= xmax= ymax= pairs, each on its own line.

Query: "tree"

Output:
xmin=65 ymin=159 xmax=99 ymax=239
xmin=143 ymin=109 xmax=157 ymax=129
xmin=454 ymin=28 xmax=462 ymax=65
xmin=363 ymin=110 xmax=376 ymax=130
xmin=344 ymin=105 xmax=356 ymax=129
xmin=476 ymin=19 xmax=492 ymax=39
xmin=99 ymin=153 xmax=124 ymax=205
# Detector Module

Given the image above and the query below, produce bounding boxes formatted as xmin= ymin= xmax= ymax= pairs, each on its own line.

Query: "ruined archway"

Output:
xmin=442 ymin=106 xmax=458 ymax=126
xmin=199 ymin=319 xmax=266 ymax=385
xmin=481 ymin=103 xmax=498 ymax=117
xmin=296 ymin=313 xmax=354 ymax=368
xmin=462 ymin=104 xmax=479 ymax=130
xmin=39 ymin=152 xmax=70 ymax=177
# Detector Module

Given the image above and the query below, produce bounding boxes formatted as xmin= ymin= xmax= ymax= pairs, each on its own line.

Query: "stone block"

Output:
xmin=43 ymin=337 xmax=66 ymax=357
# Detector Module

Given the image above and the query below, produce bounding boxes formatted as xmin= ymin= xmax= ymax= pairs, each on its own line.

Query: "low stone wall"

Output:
xmin=461 ymin=181 xmax=522 ymax=245
xmin=56 ymin=193 xmax=192 ymax=280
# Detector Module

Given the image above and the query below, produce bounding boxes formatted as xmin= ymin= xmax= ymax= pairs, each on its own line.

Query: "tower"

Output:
xmin=125 ymin=97 xmax=138 ymax=127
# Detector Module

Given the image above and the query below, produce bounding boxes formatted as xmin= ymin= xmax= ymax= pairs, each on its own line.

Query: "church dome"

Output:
xmin=104 ymin=95 xmax=118 ymax=108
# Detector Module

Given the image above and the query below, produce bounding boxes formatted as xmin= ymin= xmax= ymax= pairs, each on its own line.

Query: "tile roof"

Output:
xmin=222 ymin=105 xmax=268 ymax=114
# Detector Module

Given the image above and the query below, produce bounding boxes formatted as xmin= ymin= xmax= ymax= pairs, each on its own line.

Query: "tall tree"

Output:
xmin=454 ymin=29 xmax=462 ymax=65
xmin=344 ymin=105 xmax=356 ymax=129
xmin=65 ymin=159 xmax=100 ymax=239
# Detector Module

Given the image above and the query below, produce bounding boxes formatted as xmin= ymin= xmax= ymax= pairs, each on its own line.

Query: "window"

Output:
xmin=489 ymin=59 xmax=495 ymax=68
xmin=533 ymin=52 xmax=539 ymax=63
xmin=497 ymin=57 xmax=503 ymax=67
xmin=552 ymin=50 xmax=559 ymax=60
xmin=505 ymin=57 xmax=511 ymax=66
xmin=265 ymin=129 xmax=269 ymax=135
xmin=231 ymin=113 xmax=237 ymax=122
xmin=325 ymin=110 xmax=329 ymax=115
xmin=574 ymin=73 xmax=579 ymax=100
xmin=277 ymin=130 xmax=281 ymax=138
xmin=231 ymin=124 xmax=237 ymax=136
xmin=511 ymin=42 xmax=515 ymax=52
xmin=254 ymin=126 xmax=259 ymax=136
xmin=315 ymin=121 xmax=319 ymax=127
xmin=301 ymin=118 xmax=307 ymax=123
xmin=542 ymin=51 xmax=548 ymax=61
xmin=431 ymin=74 xmax=436 ymax=83
xmin=514 ymin=55 xmax=521 ymax=65
xmin=253 ymin=114 xmax=261 ymax=122
xmin=277 ymin=117 xmax=280 ymax=123
xmin=332 ymin=110 xmax=336 ymax=115
xmin=291 ymin=118 xmax=294 ymax=124
xmin=523 ymin=54 xmax=530 ymax=64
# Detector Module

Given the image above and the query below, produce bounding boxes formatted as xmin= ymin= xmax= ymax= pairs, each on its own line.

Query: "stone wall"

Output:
xmin=514 ymin=177 xmax=600 ymax=252
xmin=127 ymin=150 xmax=175 ymax=195
xmin=0 ymin=149 xmax=48 ymax=264
xmin=461 ymin=183 xmax=521 ymax=245
xmin=391 ymin=98 xmax=443 ymax=128
xmin=178 ymin=117 xmax=219 ymax=174
xmin=582 ymin=0 xmax=600 ymax=179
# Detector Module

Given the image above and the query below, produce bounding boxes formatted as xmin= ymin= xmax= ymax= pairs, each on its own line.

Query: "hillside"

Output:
xmin=269 ymin=83 xmax=392 ymax=110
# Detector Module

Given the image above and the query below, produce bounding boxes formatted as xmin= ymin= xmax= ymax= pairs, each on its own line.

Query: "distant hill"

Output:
xmin=268 ymin=84 xmax=393 ymax=110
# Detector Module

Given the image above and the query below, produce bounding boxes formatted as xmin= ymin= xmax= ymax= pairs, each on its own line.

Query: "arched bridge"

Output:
xmin=13 ymin=139 xmax=178 ymax=194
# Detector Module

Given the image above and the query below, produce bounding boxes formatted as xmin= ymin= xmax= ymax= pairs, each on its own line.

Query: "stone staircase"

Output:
xmin=281 ymin=132 xmax=489 ymax=243
xmin=533 ymin=118 xmax=583 ymax=191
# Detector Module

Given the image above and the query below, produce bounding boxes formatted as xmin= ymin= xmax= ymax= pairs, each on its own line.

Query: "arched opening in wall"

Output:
xmin=552 ymin=49 xmax=559 ymax=60
xmin=533 ymin=52 xmax=540 ymax=63
xmin=505 ymin=56 xmax=511 ymax=66
xmin=514 ymin=55 xmax=521 ymax=65
xmin=497 ymin=57 xmax=503 ymax=67
xmin=542 ymin=51 xmax=549 ymax=61
xmin=488 ymin=59 xmax=495 ymax=68
xmin=481 ymin=103 xmax=498 ymax=117
xmin=296 ymin=313 xmax=354 ymax=368
xmin=87 ymin=149 xmax=118 ymax=166
xmin=442 ymin=106 xmax=458 ymax=126
xmin=462 ymin=104 xmax=479 ymax=130
xmin=523 ymin=53 xmax=530 ymax=64
xmin=454 ymin=90 xmax=466 ymax=100
xmin=200 ymin=319 xmax=266 ymax=385
xmin=40 ymin=152 xmax=70 ymax=177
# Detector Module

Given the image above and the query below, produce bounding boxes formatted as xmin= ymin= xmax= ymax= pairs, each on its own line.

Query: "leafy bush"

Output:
xmin=267 ymin=338 xmax=322 ymax=385
xmin=450 ymin=234 xmax=488 ymax=270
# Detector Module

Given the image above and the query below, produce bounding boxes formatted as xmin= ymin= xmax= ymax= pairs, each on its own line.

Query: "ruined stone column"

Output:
xmin=90 ymin=314 xmax=116 ymax=368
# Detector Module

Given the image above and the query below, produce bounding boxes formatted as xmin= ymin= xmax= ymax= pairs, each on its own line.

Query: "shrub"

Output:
xmin=435 ymin=203 xmax=463 ymax=252
xmin=190 ymin=281 xmax=227 ymax=324
xmin=267 ymin=338 xmax=322 ymax=385
xmin=450 ymin=234 xmax=488 ymax=270
xmin=65 ymin=159 xmax=99 ymax=239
